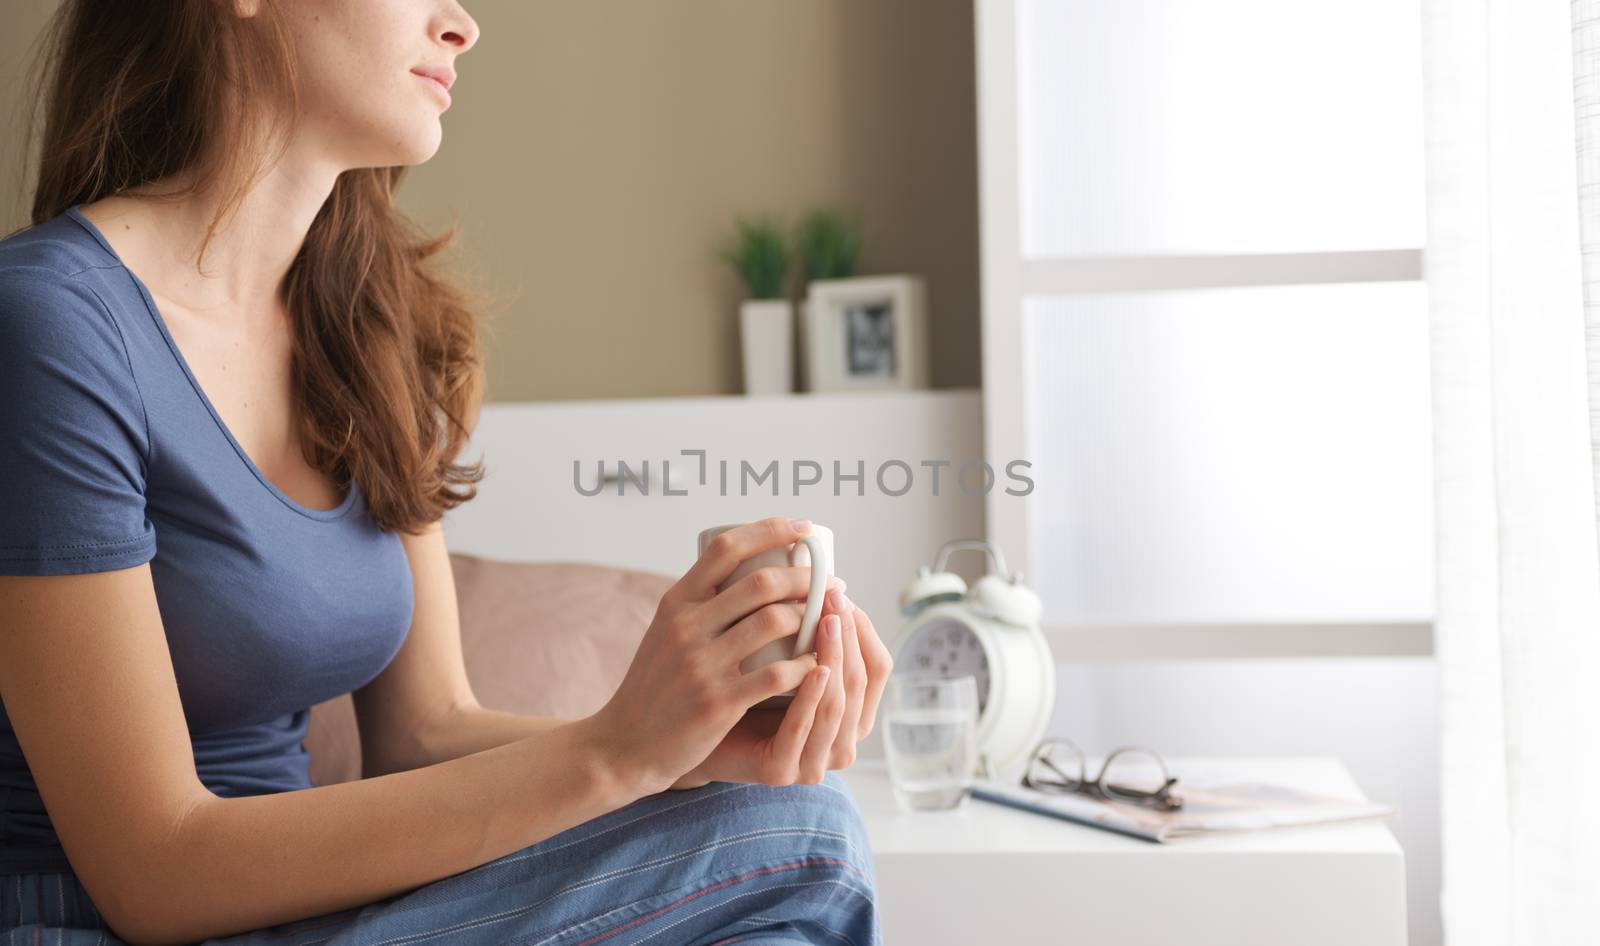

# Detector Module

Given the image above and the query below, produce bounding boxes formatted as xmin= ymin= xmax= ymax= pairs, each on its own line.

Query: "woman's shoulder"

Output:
xmin=0 ymin=206 xmax=118 ymax=283
xmin=0 ymin=211 xmax=145 ymax=440
xmin=0 ymin=210 xmax=156 ymax=580
xmin=0 ymin=210 xmax=130 ymax=353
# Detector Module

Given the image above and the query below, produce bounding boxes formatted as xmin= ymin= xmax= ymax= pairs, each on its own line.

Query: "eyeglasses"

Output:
xmin=1021 ymin=738 xmax=1184 ymax=812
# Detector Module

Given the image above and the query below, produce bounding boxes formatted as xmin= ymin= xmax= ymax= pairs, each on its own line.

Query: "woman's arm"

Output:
xmin=367 ymin=523 xmax=875 ymax=779
xmin=167 ymin=710 xmax=637 ymax=941
xmin=403 ymin=703 xmax=567 ymax=767
xmin=349 ymin=521 xmax=486 ymax=778
xmin=0 ymin=565 xmax=656 ymax=946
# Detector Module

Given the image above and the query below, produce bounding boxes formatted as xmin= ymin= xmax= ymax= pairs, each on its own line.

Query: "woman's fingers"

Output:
xmin=829 ymin=589 xmax=866 ymax=767
xmin=732 ymin=647 xmax=819 ymax=708
xmin=797 ymin=613 xmax=847 ymax=783
xmin=706 ymin=566 xmax=842 ymax=633
xmin=676 ymin=516 xmax=848 ymax=645
xmin=766 ymin=658 xmax=831 ymax=782
xmin=704 ymin=573 xmax=843 ymax=656
xmin=712 ymin=601 xmax=806 ymax=666
xmin=852 ymin=603 xmax=893 ymax=740
xmin=682 ymin=516 xmax=810 ymax=601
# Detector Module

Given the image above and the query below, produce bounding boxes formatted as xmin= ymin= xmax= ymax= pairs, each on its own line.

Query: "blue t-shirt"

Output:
xmin=0 ymin=205 xmax=415 ymax=875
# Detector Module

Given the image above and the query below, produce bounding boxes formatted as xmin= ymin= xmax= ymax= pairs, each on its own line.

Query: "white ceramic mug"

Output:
xmin=697 ymin=522 xmax=834 ymax=708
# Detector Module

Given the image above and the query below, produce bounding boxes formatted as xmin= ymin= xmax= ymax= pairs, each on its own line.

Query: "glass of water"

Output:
xmin=882 ymin=673 xmax=979 ymax=812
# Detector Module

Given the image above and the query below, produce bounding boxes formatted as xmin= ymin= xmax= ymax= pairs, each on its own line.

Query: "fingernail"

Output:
xmin=824 ymin=615 xmax=840 ymax=640
xmin=816 ymin=665 xmax=831 ymax=684
xmin=789 ymin=517 xmax=812 ymax=533
xmin=829 ymin=588 xmax=847 ymax=611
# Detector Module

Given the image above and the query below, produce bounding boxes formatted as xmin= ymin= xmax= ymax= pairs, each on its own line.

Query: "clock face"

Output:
xmin=903 ymin=617 xmax=992 ymax=714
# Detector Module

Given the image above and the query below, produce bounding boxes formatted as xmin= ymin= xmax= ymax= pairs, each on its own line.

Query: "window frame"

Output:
xmin=976 ymin=0 xmax=1433 ymax=659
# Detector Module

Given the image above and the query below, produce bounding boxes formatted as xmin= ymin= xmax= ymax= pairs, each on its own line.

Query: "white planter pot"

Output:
xmin=739 ymin=299 xmax=795 ymax=395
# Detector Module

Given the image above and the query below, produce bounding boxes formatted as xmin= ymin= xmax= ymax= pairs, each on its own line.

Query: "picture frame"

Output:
xmin=800 ymin=274 xmax=930 ymax=392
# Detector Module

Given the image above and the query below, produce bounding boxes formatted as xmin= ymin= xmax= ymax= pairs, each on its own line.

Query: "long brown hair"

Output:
xmin=12 ymin=1 xmax=486 ymax=534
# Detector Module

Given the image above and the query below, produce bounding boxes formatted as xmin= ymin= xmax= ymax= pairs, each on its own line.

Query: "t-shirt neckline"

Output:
xmin=63 ymin=202 xmax=362 ymax=523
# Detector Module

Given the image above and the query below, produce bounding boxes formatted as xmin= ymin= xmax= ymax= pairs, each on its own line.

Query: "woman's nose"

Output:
xmin=439 ymin=4 xmax=480 ymax=53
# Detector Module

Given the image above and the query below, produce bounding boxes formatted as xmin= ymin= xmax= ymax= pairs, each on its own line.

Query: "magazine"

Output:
xmin=968 ymin=770 xmax=1397 ymax=843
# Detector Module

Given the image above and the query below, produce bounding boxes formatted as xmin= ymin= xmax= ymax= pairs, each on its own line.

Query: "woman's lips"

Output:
xmin=412 ymin=69 xmax=453 ymax=107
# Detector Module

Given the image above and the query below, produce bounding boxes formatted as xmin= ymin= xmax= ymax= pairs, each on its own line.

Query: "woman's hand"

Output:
xmin=667 ymin=582 xmax=895 ymax=790
xmin=587 ymin=516 xmax=846 ymax=795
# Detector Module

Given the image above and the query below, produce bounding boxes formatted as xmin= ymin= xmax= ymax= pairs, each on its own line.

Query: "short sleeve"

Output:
xmin=0 ymin=265 xmax=156 ymax=576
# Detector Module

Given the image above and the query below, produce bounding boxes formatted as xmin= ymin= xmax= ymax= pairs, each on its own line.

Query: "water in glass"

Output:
xmin=883 ymin=674 xmax=979 ymax=811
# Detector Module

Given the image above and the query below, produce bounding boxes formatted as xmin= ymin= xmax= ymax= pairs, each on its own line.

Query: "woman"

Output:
xmin=0 ymin=1 xmax=892 ymax=943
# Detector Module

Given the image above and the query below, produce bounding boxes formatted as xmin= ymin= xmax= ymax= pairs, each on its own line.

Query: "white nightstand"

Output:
xmin=838 ymin=756 xmax=1407 ymax=946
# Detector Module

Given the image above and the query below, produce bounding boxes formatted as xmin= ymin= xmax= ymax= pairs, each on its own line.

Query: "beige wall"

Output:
xmin=2 ymin=1 xmax=980 ymax=402
xmin=0 ymin=5 xmax=56 ymax=227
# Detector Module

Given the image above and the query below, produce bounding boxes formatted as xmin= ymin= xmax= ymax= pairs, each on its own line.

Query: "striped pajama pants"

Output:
xmin=1 ymin=771 xmax=880 ymax=945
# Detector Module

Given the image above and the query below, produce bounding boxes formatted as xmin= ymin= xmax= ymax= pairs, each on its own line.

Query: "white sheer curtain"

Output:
xmin=1423 ymin=0 xmax=1600 ymax=941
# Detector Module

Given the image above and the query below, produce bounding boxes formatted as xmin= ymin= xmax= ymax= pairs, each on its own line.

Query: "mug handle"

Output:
xmin=788 ymin=534 xmax=830 ymax=658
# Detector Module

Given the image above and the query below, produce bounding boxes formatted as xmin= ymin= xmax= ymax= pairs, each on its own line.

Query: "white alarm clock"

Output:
xmin=889 ymin=539 xmax=1055 ymax=780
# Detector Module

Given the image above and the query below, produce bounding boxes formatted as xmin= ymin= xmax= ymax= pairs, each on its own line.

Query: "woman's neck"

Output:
xmin=80 ymin=148 xmax=343 ymax=318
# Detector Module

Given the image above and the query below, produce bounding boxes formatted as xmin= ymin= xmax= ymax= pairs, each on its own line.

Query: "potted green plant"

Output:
xmin=796 ymin=207 xmax=864 ymax=283
xmin=722 ymin=216 xmax=794 ymax=396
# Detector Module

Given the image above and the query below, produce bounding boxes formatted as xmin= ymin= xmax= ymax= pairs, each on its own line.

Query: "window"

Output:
xmin=980 ymin=0 xmax=1432 ymax=657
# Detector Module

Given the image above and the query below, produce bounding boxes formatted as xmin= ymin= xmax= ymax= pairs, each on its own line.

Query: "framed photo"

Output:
xmin=800 ymin=275 xmax=930 ymax=392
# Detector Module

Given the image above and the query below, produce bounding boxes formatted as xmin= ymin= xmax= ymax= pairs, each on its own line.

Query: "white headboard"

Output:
xmin=441 ymin=389 xmax=987 ymax=638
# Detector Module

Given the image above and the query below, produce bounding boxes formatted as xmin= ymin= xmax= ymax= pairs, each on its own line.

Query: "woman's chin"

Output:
xmin=328 ymin=127 xmax=442 ymax=172
xmin=385 ymin=126 xmax=444 ymax=167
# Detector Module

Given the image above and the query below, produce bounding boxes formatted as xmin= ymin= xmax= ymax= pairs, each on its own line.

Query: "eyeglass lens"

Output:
xmin=1098 ymin=747 xmax=1173 ymax=800
xmin=1030 ymin=738 xmax=1087 ymax=787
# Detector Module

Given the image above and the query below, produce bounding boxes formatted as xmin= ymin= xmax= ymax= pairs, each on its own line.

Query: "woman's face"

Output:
xmin=272 ymin=0 xmax=480 ymax=170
